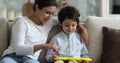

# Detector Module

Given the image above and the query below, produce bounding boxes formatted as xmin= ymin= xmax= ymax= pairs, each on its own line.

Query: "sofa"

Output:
xmin=0 ymin=16 xmax=120 ymax=63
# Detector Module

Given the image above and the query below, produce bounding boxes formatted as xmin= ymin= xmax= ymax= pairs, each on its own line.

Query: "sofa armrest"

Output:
xmin=84 ymin=16 xmax=120 ymax=63
xmin=0 ymin=17 xmax=8 ymax=56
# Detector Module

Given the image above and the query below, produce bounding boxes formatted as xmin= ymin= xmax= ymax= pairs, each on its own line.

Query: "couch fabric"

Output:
xmin=1 ymin=16 xmax=120 ymax=63
xmin=85 ymin=16 xmax=120 ymax=63
xmin=0 ymin=17 xmax=8 ymax=56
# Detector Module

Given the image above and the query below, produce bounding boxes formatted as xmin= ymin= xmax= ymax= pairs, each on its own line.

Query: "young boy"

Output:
xmin=45 ymin=6 xmax=89 ymax=63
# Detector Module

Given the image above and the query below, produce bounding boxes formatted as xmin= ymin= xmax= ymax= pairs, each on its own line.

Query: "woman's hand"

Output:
xmin=34 ymin=43 xmax=59 ymax=52
xmin=44 ymin=43 xmax=60 ymax=52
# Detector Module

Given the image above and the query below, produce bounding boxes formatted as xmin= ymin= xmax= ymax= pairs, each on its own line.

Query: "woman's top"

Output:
xmin=2 ymin=16 xmax=58 ymax=60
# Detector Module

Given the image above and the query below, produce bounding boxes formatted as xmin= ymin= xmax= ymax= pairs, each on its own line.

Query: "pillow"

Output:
xmin=101 ymin=26 xmax=120 ymax=63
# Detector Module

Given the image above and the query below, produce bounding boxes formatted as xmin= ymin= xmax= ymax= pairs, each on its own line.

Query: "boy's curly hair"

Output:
xmin=58 ymin=6 xmax=80 ymax=24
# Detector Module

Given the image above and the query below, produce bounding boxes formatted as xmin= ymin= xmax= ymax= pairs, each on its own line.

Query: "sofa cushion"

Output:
xmin=0 ymin=17 xmax=8 ymax=56
xmin=38 ymin=25 xmax=61 ymax=63
xmin=85 ymin=16 xmax=120 ymax=63
xmin=101 ymin=27 xmax=120 ymax=63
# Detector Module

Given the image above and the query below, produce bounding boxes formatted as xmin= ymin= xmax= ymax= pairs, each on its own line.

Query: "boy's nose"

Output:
xmin=69 ymin=26 xmax=73 ymax=30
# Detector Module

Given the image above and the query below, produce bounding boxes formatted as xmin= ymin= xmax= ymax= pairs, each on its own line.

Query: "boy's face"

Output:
xmin=61 ymin=18 xmax=77 ymax=35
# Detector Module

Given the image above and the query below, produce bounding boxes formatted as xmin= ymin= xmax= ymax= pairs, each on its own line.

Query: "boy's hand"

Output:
xmin=81 ymin=60 xmax=89 ymax=63
xmin=49 ymin=52 xmax=58 ymax=62
xmin=53 ymin=51 xmax=59 ymax=58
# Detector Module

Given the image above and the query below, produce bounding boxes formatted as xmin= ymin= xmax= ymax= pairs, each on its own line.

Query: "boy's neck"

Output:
xmin=62 ymin=31 xmax=74 ymax=36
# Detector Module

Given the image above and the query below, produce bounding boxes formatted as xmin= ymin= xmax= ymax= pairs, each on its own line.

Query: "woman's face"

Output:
xmin=35 ymin=5 xmax=56 ymax=24
xmin=61 ymin=18 xmax=77 ymax=35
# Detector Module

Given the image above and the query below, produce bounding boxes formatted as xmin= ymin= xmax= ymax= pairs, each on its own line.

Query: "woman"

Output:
xmin=0 ymin=0 xmax=88 ymax=63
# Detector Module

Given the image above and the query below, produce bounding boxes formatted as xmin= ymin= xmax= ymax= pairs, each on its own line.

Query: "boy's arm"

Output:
xmin=77 ymin=23 xmax=88 ymax=46
xmin=46 ymin=49 xmax=55 ymax=62
xmin=81 ymin=44 xmax=90 ymax=63
xmin=45 ymin=37 xmax=58 ymax=62
xmin=80 ymin=43 xmax=89 ymax=58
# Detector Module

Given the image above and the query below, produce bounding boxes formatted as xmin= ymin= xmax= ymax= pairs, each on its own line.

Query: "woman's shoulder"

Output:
xmin=14 ymin=16 xmax=25 ymax=22
xmin=14 ymin=16 xmax=31 ymax=24
xmin=12 ymin=16 xmax=29 ymax=27
xmin=15 ymin=16 xmax=25 ymax=20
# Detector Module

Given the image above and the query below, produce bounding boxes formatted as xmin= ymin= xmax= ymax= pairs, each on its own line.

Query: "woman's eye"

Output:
xmin=46 ymin=12 xmax=50 ymax=14
xmin=45 ymin=11 xmax=54 ymax=15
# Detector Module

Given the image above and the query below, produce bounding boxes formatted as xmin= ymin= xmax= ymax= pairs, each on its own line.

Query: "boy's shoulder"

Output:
xmin=52 ymin=31 xmax=63 ymax=38
xmin=50 ymin=31 xmax=63 ymax=43
xmin=74 ymin=32 xmax=79 ymax=35
xmin=51 ymin=31 xmax=67 ymax=41
xmin=73 ymin=32 xmax=80 ymax=38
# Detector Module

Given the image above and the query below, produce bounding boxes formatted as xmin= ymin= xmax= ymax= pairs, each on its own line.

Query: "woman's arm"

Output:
xmin=78 ymin=23 xmax=88 ymax=46
xmin=11 ymin=19 xmax=34 ymax=55
xmin=34 ymin=43 xmax=59 ymax=52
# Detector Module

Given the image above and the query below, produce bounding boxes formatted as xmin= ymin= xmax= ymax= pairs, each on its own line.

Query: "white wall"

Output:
xmin=0 ymin=0 xmax=34 ymax=20
xmin=66 ymin=0 xmax=100 ymax=19
xmin=0 ymin=0 xmax=100 ymax=19
xmin=0 ymin=0 xmax=34 ymax=11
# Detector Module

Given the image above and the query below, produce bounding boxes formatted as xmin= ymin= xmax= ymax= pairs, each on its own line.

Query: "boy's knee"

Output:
xmin=54 ymin=60 xmax=64 ymax=63
xmin=68 ymin=60 xmax=78 ymax=63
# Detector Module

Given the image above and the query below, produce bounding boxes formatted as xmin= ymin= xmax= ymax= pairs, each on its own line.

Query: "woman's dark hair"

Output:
xmin=33 ymin=0 xmax=57 ymax=11
xmin=58 ymin=6 xmax=80 ymax=24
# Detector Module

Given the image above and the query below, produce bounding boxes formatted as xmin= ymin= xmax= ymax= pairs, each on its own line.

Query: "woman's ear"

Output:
xmin=35 ymin=4 xmax=39 ymax=10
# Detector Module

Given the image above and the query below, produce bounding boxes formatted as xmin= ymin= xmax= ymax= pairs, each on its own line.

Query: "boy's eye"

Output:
xmin=65 ymin=24 xmax=69 ymax=26
xmin=72 ymin=25 xmax=76 ymax=27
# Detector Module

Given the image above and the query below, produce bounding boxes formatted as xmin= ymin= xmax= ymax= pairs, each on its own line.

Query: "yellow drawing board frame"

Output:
xmin=54 ymin=57 xmax=92 ymax=61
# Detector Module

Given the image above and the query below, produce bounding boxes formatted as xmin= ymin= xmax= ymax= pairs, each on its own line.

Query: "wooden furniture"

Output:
xmin=23 ymin=0 xmax=34 ymax=17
